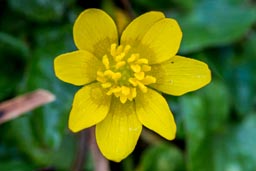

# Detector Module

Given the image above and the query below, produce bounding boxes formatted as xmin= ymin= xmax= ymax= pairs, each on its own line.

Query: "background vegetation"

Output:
xmin=0 ymin=0 xmax=256 ymax=170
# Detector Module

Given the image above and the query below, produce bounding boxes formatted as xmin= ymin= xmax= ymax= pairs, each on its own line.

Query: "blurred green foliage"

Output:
xmin=0 ymin=0 xmax=256 ymax=170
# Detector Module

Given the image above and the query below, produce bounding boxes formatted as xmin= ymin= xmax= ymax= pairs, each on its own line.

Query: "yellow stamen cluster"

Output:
xmin=96 ymin=43 xmax=156 ymax=103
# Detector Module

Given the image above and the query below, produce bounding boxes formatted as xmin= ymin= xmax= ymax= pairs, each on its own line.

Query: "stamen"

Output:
xmin=120 ymin=96 xmax=127 ymax=104
xmin=106 ymin=89 xmax=113 ymax=95
xmin=142 ymin=65 xmax=151 ymax=72
xmin=112 ymin=86 xmax=121 ymax=93
xmin=114 ymin=91 xmax=121 ymax=98
xmin=112 ymin=72 xmax=122 ymax=82
xmin=101 ymin=82 xmax=112 ymax=88
xmin=128 ymin=54 xmax=138 ymax=63
xmin=134 ymin=72 xmax=145 ymax=80
xmin=96 ymin=76 xmax=106 ymax=83
xmin=136 ymin=58 xmax=148 ymax=64
xmin=110 ymin=44 xmax=117 ymax=56
xmin=142 ymin=76 xmax=156 ymax=85
xmin=129 ymin=88 xmax=137 ymax=100
xmin=116 ymin=45 xmax=123 ymax=54
xmin=97 ymin=43 xmax=156 ymax=103
xmin=131 ymin=64 xmax=141 ymax=73
xmin=129 ymin=78 xmax=138 ymax=86
xmin=96 ymin=71 xmax=106 ymax=82
xmin=124 ymin=45 xmax=131 ymax=53
xmin=115 ymin=61 xmax=126 ymax=69
xmin=131 ymin=88 xmax=137 ymax=98
xmin=104 ymin=70 xmax=114 ymax=77
xmin=121 ymin=86 xmax=130 ymax=96
xmin=137 ymin=82 xmax=148 ymax=93
xmin=97 ymin=71 xmax=104 ymax=77
xmin=102 ymin=55 xmax=110 ymax=69
xmin=115 ymin=53 xmax=125 ymax=61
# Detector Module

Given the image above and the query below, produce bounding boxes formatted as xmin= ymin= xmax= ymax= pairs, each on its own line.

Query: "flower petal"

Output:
xmin=135 ymin=89 xmax=176 ymax=140
xmin=54 ymin=50 xmax=102 ymax=85
xmin=73 ymin=8 xmax=118 ymax=58
xmin=69 ymin=83 xmax=111 ymax=132
xmin=121 ymin=11 xmax=165 ymax=45
xmin=96 ymin=99 xmax=142 ymax=162
xmin=121 ymin=11 xmax=182 ymax=64
xmin=139 ymin=18 xmax=182 ymax=64
xmin=150 ymin=55 xmax=211 ymax=95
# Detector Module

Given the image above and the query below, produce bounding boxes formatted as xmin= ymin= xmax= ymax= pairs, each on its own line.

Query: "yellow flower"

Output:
xmin=54 ymin=8 xmax=211 ymax=162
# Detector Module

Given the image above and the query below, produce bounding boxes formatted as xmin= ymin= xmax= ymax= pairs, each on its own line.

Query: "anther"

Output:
xmin=102 ymin=55 xmax=110 ymax=69
xmin=112 ymin=72 xmax=122 ymax=82
xmin=98 ymin=43 xmax=157 ymax=103
xmin=116 ymin=45 xmax=123 ymax=54
xmin=131 ymin=64 xmax=141 ymax=72
xmin=142 ymin=76 xmax=156 ymax=85
xmin=121 ymin=86 xmax=130 ymax=96
xmin=104 ymin=70 xmax=114 ymax=77
xmin=120 ymin=96 xmax=127 ymax=104
xmin=115 ymin=61 xmax=126 ymax=69
xmin=142 ymin=65 xmax=151 ymax=72
xmin=110 ymin=44 xmax=117 ymax=56
xmin=134 ymin=72 xmax=145 ymax=80
xmin=124 ymin=45 xmax=131 ymax=53
xmin=136 ymin=58 xmax=148 ymax=64
xmin=137 ymin=82 xmax=148 ymax=93
xmin=128 ymin=54 xmax=138 ymax=63
xmin=115 ymin=53 xmax=125 ymax=61
xmin=101 ymin=82 xmax=112 ymax=88
xmin=129 ymin=78 xmax=138 ymax=86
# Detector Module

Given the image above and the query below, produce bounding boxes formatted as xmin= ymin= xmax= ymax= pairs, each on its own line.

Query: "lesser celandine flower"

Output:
xmin=54 ymin=8 xmax=211 ymax=162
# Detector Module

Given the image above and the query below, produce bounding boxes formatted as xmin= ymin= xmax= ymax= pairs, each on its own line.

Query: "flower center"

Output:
xmin=96 ymin=43 xmax=156 ymax=103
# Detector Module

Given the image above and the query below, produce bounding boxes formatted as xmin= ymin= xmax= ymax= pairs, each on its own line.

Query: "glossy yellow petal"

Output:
xmin=135 ymin=89 xmax=176 ymax=140
xmin=139 ymin=18 xmax=182 ymax=64
xmin=121 ymin=11 xmax=182 ymax=64
xmin=96 ymin=99 xmax=142 ymax=162
xmin=121 ymin=11 xmax=165 ymax=45
xmin=54 ymin=50 xmax=101 ymax=85
xmin=73 ymin=8 xmax=118 ymax=58
xmin=69 ymin=83 xmax=111 ymax=132
xmin=150 ymin=56 xmax=211 ymax=95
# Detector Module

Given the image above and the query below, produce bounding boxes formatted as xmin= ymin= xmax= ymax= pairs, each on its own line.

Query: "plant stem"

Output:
xmin=89 ymin=127 xmax=110 ymax=171
xmin=72 ymin=127 xmax=110 ymax=171
xmin=72 ymin=129 xmax=88 ymax=171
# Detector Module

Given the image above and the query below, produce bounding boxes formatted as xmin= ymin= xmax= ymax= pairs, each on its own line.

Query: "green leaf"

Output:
xmin=180 ymin=80 xmax=231 ymax=171
xmin=8 ymin=117 xmax=52 ymax=164
xmin=243 ymin=31 xmax=256 ymax=59
xmin=5 ymin=119 xmax=77 ymax=168
xmin=0 ymin=160 xmax=35 ymax=171
xmin=25 ymin=25 xmax=77 ymax=148
xmin=227 ymin=63 xmax=255 ymax=116
xmin=223 ymin=33 xmax=256 ymax=116
xmin=180 ymin=94 xmax=206 ymax=153
xmin=180 ymin=80 xmax=230 ymax=143
xmin=176 ymin=0 xmax=256 ymax=53
xmin=202 ymin=81 xmax=230 ymax=132
xmin=138 ymin=143 xmax=185 ymax=171
xmin=131 ymin=0 xmax=174 ymax=10
xmin=8 ymin=0 xmax=74 ymax=22
xmin=0 ymin=32 xmax=29 ymax=100
xmin=234 ymin=114 xmax=256 ymax=171
xmin=8 ymin=25 xmax=78 ymax=165
xmin=0 ymin=32 xmax=29 ymax=58
xmin=180 ymin=80 xmax=256 ymax=171
xmin=181 ymin=113 xmax=256 ymax=171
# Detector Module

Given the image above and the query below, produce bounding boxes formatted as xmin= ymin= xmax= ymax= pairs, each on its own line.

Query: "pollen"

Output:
xmin=96 ymin=43 xmax=156 ymax=103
